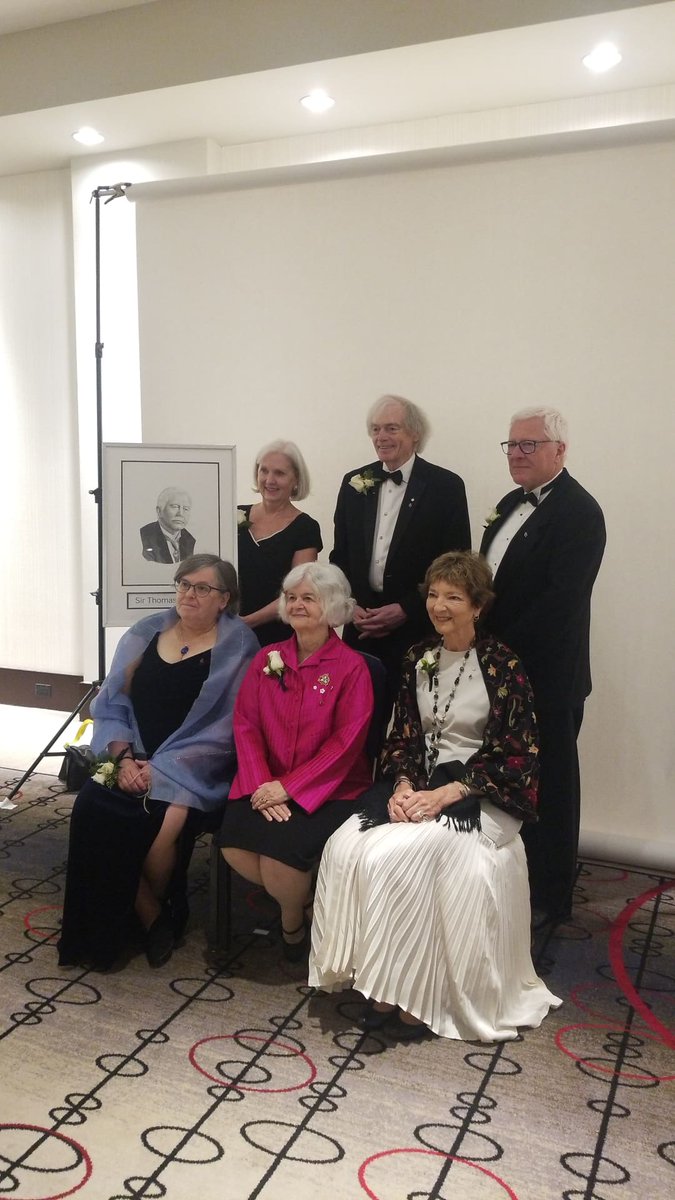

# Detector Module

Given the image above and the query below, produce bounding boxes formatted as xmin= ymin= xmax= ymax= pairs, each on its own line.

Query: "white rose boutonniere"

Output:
xmin=263 ymin=649 xmax=286 ymax=689
xmin=483 ymin=507 xmax=500 ymax=529
xmin=349 ymin=468 xmax=380 ymax=494
xmin=416 ymin=649 xmax=438 ymax=692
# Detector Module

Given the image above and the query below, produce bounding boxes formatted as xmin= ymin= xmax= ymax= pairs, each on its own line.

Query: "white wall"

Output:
xmin=0 ymin=169 xmax=81 ymax=673
xmin=133 ymin=138 xmax=675 ymax=865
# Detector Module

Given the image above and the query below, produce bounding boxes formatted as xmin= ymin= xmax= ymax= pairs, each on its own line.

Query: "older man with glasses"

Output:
xmin=480 ymin=406 xmax=606 ymax=927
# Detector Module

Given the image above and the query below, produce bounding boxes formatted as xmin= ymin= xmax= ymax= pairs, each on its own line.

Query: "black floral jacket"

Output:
xmin=379 ymin=635 xmax=539 ymax=823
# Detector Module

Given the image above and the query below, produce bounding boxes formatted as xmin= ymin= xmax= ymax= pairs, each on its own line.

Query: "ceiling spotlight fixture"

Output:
xmin=582 ymin=42 xmax=622 ymax=73
xmin=72 ymin=126 xmax=105 ymax=146
xmin=300 ymin=89 xmax=335 ymax=114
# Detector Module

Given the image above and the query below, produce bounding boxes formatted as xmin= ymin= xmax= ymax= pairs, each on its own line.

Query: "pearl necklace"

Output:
xmin=426 ymin=644 xmax=473 ymax=775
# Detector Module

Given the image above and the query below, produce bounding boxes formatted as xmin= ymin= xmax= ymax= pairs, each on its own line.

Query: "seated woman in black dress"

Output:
xmin=238 ymin=439 xmax=322 ymax=646
xmin=58 ymin=555 xmax=257 ymax=970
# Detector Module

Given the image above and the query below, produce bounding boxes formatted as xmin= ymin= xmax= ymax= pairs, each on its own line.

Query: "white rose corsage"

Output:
xmin=237 ymin=509 xmax=252 ymax=530
xmin=263 ymin=649 xmax=286 ymax=689
xmin=416 ymin=649 xmax=438 ymax=691
xmin=90 ymin=748 xmax=128 ymax=789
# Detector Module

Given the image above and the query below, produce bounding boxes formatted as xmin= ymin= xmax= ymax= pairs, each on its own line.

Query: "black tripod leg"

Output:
xmin=4 ymin=682 xmax=99 ymax=801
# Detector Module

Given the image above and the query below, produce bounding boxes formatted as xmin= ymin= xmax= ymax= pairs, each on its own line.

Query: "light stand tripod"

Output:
xmin=5 ymin=182 xmax=132 ymax=802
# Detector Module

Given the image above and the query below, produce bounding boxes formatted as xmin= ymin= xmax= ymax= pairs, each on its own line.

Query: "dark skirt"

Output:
xmin=217 ymin=796 xmax=362 ymax=872
xmin=58 ymin=779 xmax=168 ymax=969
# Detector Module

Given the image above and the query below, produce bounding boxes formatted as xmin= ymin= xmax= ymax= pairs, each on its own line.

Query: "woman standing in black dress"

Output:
xmin=238 ymin=440 xmax=322 ymax=646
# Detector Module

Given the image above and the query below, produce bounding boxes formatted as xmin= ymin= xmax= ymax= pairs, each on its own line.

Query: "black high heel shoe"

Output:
xmin=359 ymin=1002 xmax=397 ymax=1031
xmin=281 ymin=919 xmax=309 ymax=963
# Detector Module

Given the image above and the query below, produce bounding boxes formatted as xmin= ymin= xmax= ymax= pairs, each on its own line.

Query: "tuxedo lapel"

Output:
xmin=480 ymin=469 xmax=571 ymax=557
xmin=484 ymin=470 xmax=572 ymax=576
xmin=361 ymin=471 xmax=380 ymax=567
xmin=479 ymin=491 xmax=522 ymax=556
xmin=386 ymin=457 xmax=427 ymax=565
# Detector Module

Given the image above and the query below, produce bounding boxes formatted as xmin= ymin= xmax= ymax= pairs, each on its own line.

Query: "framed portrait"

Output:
xmin=102 ymin=443 xmax=236 ymax=626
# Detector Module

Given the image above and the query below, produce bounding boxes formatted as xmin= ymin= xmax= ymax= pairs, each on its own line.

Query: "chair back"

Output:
xmin=358 ymin=651 xmax=388 ymax=770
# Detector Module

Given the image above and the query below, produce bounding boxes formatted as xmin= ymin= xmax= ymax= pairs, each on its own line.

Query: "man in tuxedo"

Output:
xmin=480 ymin=406 xmax=606 ymax=924
xmin=140 ymin=486 xmax=196 ymax=564
xmin=331 ymin=394 xmax=470 ymax=706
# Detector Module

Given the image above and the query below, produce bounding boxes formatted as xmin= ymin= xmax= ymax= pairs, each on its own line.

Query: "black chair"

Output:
xmin=206 ymin=651 xmax=387 ymax=962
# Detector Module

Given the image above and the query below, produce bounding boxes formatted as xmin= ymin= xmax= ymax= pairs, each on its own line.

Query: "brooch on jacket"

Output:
xmin=313 ymin=672 xmax=332 ymax=705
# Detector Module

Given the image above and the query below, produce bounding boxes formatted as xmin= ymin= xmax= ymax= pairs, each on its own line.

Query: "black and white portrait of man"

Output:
xmin=140 ymin=486 xmax=196 ymax=563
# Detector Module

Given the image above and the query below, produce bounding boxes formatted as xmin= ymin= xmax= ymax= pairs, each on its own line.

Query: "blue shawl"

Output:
xmin=90 ymin=609 xmax=258 ymax=812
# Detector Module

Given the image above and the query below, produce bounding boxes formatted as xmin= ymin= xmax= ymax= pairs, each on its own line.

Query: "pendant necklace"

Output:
xmin=177 ymin=623 xmax=215 ymax=658
xmin=426 ymin=644 xmax=473 ymax=775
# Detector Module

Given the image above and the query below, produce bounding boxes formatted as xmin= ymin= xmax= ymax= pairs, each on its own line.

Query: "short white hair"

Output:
xmin=278 ymin=562 xmax=355 ymax=628
xmin=253 ymin=440 xmax=311 ymax=500
xmin=156 ymin=485 xmax=191 ymax=508
xmin=366 ymin=394 xmax=430 ymax=452
xmin=510 ymin=406 xmax=568 ymax=446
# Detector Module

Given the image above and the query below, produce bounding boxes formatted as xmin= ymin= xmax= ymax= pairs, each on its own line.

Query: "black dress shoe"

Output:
xmin=531 ymin=906 xmax=572 ymax=932
xmin=145 ymin=910 xmax=174 ymax=968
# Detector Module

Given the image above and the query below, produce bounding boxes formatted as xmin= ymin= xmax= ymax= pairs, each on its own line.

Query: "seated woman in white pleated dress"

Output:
xmin=309 ymin=550 xmax=562 ymax=1042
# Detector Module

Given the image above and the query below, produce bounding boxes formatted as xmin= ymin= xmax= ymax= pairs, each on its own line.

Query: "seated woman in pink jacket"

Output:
xmin=217 ymin=562 xmax=374 ymax=960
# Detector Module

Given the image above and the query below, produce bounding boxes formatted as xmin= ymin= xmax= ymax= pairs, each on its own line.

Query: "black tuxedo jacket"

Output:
xmin=331 ymin=455 xmax=470 ymax=645
xmin=479 ymin=469 xmax=606 ymax=710
xmin=140 ymin=522 xmax=196 ymax=564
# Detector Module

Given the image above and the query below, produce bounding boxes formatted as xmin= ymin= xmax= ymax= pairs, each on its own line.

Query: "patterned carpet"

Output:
xmin=0 ymin=769 xmax=673 ymax=1200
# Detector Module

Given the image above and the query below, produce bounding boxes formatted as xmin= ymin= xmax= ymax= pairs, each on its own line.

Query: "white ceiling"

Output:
xmin=1 ymin=1 xmax=674 ymax=176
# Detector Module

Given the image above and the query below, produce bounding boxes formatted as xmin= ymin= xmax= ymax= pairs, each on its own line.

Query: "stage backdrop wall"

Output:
xmin=133 ymin=138 xmax=675 ymax=866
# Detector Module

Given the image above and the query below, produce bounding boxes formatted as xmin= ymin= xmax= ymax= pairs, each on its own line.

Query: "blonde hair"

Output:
xmin=253 ymin=440 xmax=311 ymax=500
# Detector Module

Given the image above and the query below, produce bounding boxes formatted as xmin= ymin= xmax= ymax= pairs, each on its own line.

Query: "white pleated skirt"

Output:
xmin=308 ymin=806 xmax=562 ymax=1042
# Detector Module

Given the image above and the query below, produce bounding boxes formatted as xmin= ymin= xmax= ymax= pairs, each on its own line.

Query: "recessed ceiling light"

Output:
xmin=72 ymin=126 xmax=105 ymax=146
xmin=300 ymin=89 xmax=335 ymax=114
xmin=582 ymin=42 xmax=622 ymax=74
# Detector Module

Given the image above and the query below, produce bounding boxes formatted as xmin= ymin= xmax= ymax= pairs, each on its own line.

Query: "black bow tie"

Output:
xmin=382 ymin=469 xmax=403 ymax=485
xmin=522 ymin=480 xmax=556 ymax=507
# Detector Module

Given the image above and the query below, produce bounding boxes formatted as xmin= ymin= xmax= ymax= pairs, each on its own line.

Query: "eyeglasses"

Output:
xmin=174 ymin=580 xmax=227 ymax=598
xmin=500 ymin=439 xmax=558 ymax=455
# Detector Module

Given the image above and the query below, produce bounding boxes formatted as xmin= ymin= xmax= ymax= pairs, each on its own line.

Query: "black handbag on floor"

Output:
xmin=59 ymin=744 xmax=98 ymax=792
